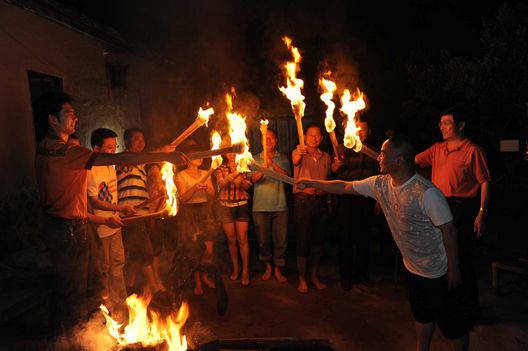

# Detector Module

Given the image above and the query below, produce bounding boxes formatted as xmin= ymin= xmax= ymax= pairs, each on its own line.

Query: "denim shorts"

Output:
xmin=218 ymin=203 xmax=250 ymax=223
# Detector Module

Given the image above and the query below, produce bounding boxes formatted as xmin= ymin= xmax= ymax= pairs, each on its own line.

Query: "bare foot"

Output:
xmin=274 ymin=267 xmax=287 ymax=283
xmin=194 ymin=286 xmax=204 ymax=296
xmin=311 ymin=276 xmax=327 ymax=290
xmin=202 ymin=273 xmax=216 ymax=288
xmin=241 ymin=271 xmax=250 ymax=286
xmin=297 ymin=278 xmax=309 ymax=294
xmin=230 ymin=267 xmax=240 ymax=281
xmin=261 ymin=263 xmax=272 ymax=281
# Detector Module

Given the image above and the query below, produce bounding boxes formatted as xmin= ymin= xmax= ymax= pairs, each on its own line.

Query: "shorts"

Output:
xmin=217 ymin=203 xmax=250 ymax=223
xmin=406 ymin=270 xmax=470 ymax=340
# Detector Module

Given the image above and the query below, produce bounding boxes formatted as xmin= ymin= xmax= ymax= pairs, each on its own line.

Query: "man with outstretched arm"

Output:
xmin=33 ymin=92 xmax=184 ymax=339
xmin=296 ymin=135 xmax=469 ymax=351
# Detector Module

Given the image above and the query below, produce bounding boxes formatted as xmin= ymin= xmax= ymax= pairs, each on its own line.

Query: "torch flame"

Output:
xmin=225 ymin=91 xmax=253 ymax=172
xmin=210 ymin=131 xmax=223 ymax=169
xmin=100 ymin=294 xmax=189 ymax=351
xmin=161 ymin=162 xmax=178 ymax=216
xmin=319 ymin=75 xmax=338 ymax=133
xmin=278 ymin=36 xmax=306 ymax=118
xmin=197 ymin=106 xmax=214 ymax=127
xmin=340 ymin=89 xmax=366 ymax=152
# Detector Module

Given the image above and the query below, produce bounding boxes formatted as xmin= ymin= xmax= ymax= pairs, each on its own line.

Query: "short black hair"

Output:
xmin=387 ymin=134 xmax=415 ymax=167
xmin=304 ymin=122 xmax=322 ymax=134
xmin=267 ymin=128 xmax=277 ymax=138
xmin=442 ymin=106 xmax=468 ymax=124
xmin=123 ymin=128 xmax=144 ymax=148
xmin=91 ymin=128 xmax=117 ymax=148
xmin=32 ymin=91 xmax=73 ymax=142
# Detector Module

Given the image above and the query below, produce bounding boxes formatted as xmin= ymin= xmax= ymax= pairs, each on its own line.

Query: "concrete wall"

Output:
xmin=0 ymin=2 xmax=168 ymax=196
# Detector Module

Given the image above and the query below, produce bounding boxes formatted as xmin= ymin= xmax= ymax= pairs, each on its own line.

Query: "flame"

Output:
xmin=278 ymin=36 xmax=306 ymax=119
xmin=319 ymin=75 xmax=338 ymax=133
xmin=210 ymin=131 xmax=223 ymax=169
xmin=197 ymin=106 xmax=214 ymax=127
xmin=260 ymin=119 xmax=269 ymax=129
xmin=100 ymin=294 xmax=189 ymax=351
xmin=225 ymin=91 xmax=253 ymax=172
xmin=161 ymin=162 xmax=178 ymax=216
xmin=340 ymin=89 xmax=366 ymax=152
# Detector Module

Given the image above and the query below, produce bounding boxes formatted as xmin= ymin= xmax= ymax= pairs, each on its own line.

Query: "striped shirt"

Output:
xmin=215 ymin=164 xmax=250 ymax=202
xmin=116 ymin=164 xmax=149 ymax=214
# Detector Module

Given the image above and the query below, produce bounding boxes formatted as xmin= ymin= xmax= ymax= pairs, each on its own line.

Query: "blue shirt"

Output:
xmin=252 ymin=152 xmax=290 ymax=212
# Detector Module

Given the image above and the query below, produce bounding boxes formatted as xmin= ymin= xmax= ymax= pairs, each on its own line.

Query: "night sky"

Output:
xmin=63 ymin=0 xmax=510 ymax=140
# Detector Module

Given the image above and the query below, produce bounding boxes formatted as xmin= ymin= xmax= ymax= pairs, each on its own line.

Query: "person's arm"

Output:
xmin=250 ymin=171 xmax=264 ymax=183
xmin=93 ymin=151 xmax=186 ymax=167
xmin=216 ymin=167 xmax=229 ymax=189
xmin=438 ymin=221 xmax=462 ymax=291
xmin=331 ymin=156 xmax=344 ymax=173
xmin=474 ymin=181 xmax=490 ymax=238
xmin=268 ymin=157 xmax=289 ymax=176
xmin=235 ymin=173 xmax=253 ymax=190
xmin=295 ymin=178 xmax=359 ymax=195
xmin=414 ymin=147 xmax=433 ymax=169
xmin=176 ymin=176 xmax=207 ymax=203
xmin=88 ymin=196 xmax=135 ymax=216
xmin=87 ymin=212 xmax=123 ymax=228
xmin=292 ymin=145 xmax=306 ymax=167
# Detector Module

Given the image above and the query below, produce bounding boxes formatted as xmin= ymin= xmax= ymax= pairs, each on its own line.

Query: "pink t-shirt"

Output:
xmin=36 ymin=137 xmax=98 ymax=219
xmin=415 ymin=140 xmax=490 ymax=198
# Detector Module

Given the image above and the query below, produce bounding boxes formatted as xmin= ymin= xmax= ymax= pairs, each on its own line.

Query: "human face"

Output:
xmin=438 ymin=114 xmax=463 ymax=141
xmin=377 ymin=140 xmax=399 ymax=175
xmin=56 ymin=103 xmax=78 ymax=136
xmin=265 ymin=130 xmax=278 ymax=152
xmin=127 ymin=131 xmax=145 ymax=152
xmin=99 ymin=137 xmax=117 ymax=154
xmin=356 ymin=121 xmax=369 ymax=143
xmin=305 ymin=126 xmax=323 ymax=148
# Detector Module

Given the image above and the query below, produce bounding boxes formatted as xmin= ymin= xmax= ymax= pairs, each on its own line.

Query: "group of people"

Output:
xmin=34 ymin=90 xmax=490 ymax=351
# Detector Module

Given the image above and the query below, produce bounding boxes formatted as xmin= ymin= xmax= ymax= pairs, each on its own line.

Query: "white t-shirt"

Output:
xmin=353 ymin=174 xmax=453 ymax=278
xmin=87 ymin=165 xmax=119 ymax=238
xmin=175 ymin=169 xmax=210 ymax=204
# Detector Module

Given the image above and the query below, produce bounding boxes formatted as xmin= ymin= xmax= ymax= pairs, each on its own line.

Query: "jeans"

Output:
xmin=41 ymin=216 xmax=89 ymax=338
xmin=253 ymin=211 xmax=288 ymax=267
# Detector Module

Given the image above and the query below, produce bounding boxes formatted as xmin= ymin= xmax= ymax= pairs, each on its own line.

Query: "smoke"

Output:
xmin=51 ymin=312 xmax=116 ymax=351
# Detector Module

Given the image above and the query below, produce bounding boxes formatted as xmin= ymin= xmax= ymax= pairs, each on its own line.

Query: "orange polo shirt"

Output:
xmin=415 ymin=139 xmax=490 ymax=198
xmin=35 ymin=137 xmax=99 ymax=219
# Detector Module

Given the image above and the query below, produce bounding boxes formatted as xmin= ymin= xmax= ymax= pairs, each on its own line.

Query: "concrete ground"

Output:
xmin=185 ymin=232 xmax=528 ymax=351
xmin=1 ymin=227 xmax=527 ymax=351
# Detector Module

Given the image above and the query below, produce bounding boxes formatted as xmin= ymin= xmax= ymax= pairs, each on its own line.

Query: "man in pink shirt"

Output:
xmin=415 ymin=106 xmax=490 ymax=324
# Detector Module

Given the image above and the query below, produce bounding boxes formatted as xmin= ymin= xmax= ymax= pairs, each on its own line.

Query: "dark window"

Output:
xmin=27 ymin=70 xmax=63 ymax=143
xmin=27 ymin=70 xmax=63 ymax=103
xmin=106 ymin=64 xmax=128 ymax=89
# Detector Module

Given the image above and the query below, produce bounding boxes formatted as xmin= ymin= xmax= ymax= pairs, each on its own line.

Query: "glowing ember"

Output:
xmin=161 ymin=162 xmax=178 ymax=216
xmin=100 ymin=294 xmax=189 ymax=351
xmin=197 ymin=106 xmax=214 ymax=127
xmin=278 ymin=36 xmax=306 ymax=146
xmin=225 ymin=91 xmax=253 ymax=172
xmin=340 ymin=89 xmax=366 ymax=152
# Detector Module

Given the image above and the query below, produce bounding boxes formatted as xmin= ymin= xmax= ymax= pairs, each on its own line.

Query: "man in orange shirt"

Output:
xmin=33 ymin=92 xmax=184 ymax=338
xmin=415 ymin=106 xmax=490 ymax=324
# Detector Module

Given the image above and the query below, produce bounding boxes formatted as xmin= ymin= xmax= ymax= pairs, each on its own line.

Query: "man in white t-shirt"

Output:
xmin=296 ymin=135 xmax=469 ymax=351
xmin=87 ymin=128 xmax=135 ymax=320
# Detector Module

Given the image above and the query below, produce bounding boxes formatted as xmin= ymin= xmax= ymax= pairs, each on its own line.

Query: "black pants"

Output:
xmin=41 ymin=216 xmax=89 ymax=338
xmin=448 ymin=197 xmax=480 ymax=311
xmin=335 ymin=195 xmax=375 ymax=282
xmin=293 ymin=194 xmax=328 ymax=258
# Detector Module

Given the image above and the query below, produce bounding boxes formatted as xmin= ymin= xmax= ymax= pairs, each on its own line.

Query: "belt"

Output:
xmin=48 ymin=215 xmax=88 ymax=225
xmin=220 ymin=200 xmax=248 ymax=207
xmin=446 ymin=197 xmax=476 ymax=204
xmin=294 ymin=193 xmax=327 ymax=199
